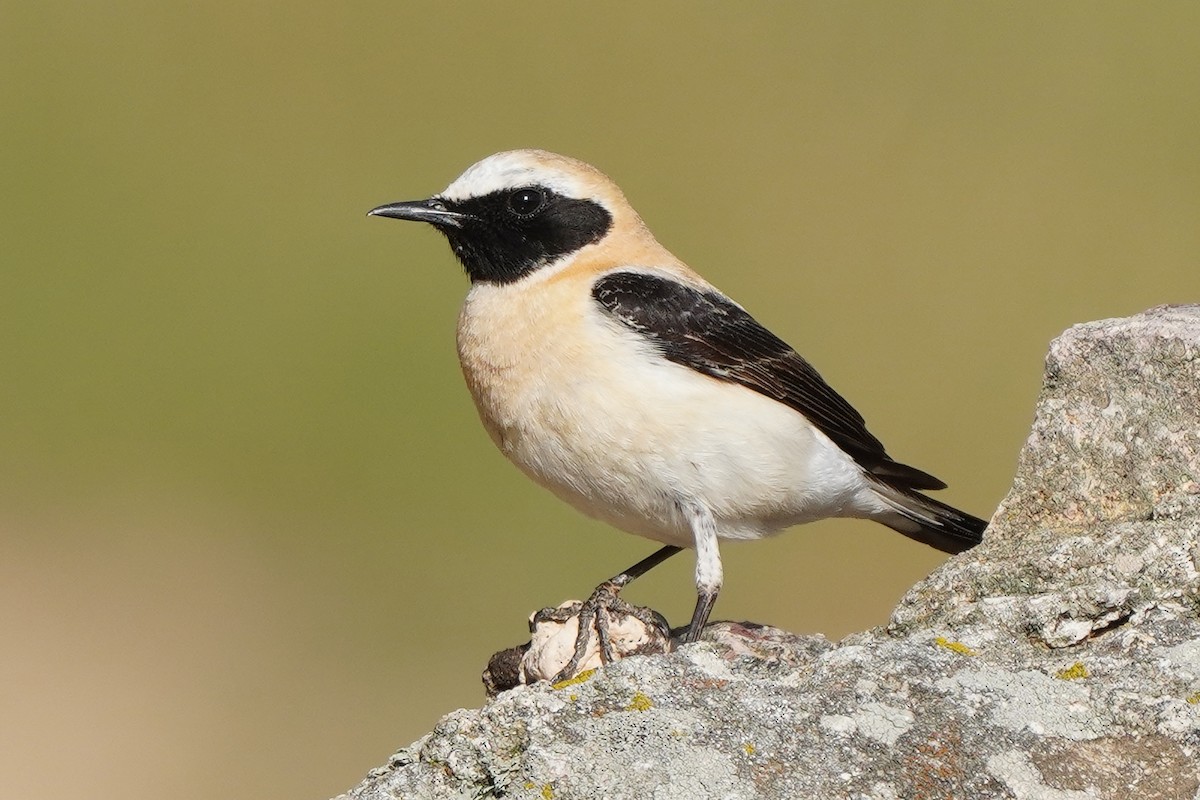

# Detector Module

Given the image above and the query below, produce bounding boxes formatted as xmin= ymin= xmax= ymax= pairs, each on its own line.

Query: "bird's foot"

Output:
xmin=531 ymin=581 xmax=672 ymax=685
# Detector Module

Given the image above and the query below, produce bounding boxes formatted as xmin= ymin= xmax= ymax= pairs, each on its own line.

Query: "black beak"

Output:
xmin=367 ymin=198 xmax=469 ymax=228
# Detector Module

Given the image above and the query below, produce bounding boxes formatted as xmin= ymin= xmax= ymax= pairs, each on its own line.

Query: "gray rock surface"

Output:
xmin=336 ymin=306 xmax=1200 ymax=800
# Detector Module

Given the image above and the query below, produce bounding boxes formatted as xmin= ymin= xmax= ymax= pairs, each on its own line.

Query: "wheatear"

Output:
xmin=370 ymin=150 xmax=986 ymax=676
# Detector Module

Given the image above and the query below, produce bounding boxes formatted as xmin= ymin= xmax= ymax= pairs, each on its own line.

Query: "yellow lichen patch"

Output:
xmin=551 ymin=668 xmax=597 ymax=690
xmin=1186 ymin=691 xmax=1200 ymax=705
xmin=625 ymin=691 xmax=653 ymax=712
xmin=541 ymin=784 xmax=554 ymax=800
xmin=934 ymin=636 xmax=977 ymax=656
xmin=742 ymin=743 xmax=756 ymax=756
xmin=1055 ymin=662 xmax=1089 ymax=680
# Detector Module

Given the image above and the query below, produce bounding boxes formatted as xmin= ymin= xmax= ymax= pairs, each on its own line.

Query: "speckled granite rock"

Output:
xmin=336 ymin=307 xmax=1200 ymax=800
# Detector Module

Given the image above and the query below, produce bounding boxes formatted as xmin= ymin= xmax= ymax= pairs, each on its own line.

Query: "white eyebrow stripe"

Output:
xmin=440 ymin=152 xmax=591 ymax=202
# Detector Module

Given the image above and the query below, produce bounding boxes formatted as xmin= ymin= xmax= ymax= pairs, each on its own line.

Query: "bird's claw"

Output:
xmin=534 ymin=581 xmax=670 ymax=685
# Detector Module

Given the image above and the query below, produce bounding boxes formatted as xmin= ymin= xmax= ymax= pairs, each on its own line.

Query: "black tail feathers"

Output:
xmin=869 ymin=479 xmax=987 ymax=555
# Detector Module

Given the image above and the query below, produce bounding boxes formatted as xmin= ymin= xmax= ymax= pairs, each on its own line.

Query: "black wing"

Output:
xmin=592 ymin=270 xmax=946 ymax=491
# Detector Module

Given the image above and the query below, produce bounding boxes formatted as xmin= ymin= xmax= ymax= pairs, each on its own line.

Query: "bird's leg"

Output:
xmin=539 ymin=544 xmax=682 ymax=684
xmin=678 ymin=500 xmax=722 ymax=644
xmin=682 ymin=590 xmax=719 ymax=644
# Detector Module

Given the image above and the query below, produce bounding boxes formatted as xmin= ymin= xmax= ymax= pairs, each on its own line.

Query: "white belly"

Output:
xmin=455 ymin=276 xmax=873 ymax=548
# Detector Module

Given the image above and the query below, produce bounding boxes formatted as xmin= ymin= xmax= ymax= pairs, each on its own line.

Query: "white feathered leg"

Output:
xmin=679 ymin=499 xmax=722 ymax=644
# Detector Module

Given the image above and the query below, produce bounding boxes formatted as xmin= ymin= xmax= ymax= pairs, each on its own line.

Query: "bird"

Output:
xmin=369 ymin=149 xmax=986 ymax=679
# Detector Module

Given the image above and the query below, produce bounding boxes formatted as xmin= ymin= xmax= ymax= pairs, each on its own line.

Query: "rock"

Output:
xmin=335 ymin=307 xmax=1200 ymax=800
xmin=891 ymin=305 xmax=1200 ymax=645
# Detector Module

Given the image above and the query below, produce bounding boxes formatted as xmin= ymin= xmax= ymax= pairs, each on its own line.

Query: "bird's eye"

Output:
xmin=506 ymin=188 xmax=545 ymax=217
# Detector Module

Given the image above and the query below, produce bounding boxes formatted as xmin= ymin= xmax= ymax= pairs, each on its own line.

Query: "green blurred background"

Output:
xmin=3 ymin=3 xmax=1198 ymax=799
